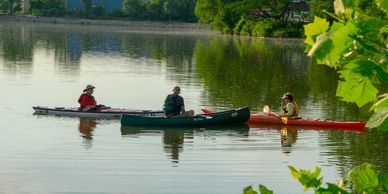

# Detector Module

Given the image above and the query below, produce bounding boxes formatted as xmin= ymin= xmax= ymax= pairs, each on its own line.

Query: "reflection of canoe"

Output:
xmin=33 ymin=106 xmax=164 ymax=119
xmin=120 ymin=124 xmax=250 ymax=135
xmin=121 ymin=107 xmax=250 ymax=126
xmin=248 ymin=114 xmax=366 ymax=130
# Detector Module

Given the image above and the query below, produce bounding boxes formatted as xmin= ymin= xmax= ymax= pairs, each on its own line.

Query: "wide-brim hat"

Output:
xmin=83 ymin=85 xmax=95 ymax=92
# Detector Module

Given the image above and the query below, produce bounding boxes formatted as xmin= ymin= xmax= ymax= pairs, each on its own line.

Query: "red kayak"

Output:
xmin=248 ymin=113 xmax=366 ymax=130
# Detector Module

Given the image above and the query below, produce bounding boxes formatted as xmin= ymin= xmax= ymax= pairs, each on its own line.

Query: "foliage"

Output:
xmin=194 ymin=0 xmax=301 ymax=37
xmin=304 ymin=0 xmax=388 ymax=131
xmin=0 ymin=0 xmax=21 ymax=15
xmin=123 ymin=0 xmax=147 ymax=19
xmin=30 ymin=0 xmax=65 ymax=16
xmin=81 ymin=0 xmax=92 ymax=18
xmin=306 ymin=0 xmax=334 ymax=20
xmin=123 ymin=0 xmax=196 ymax=22
xmin=244 ymin=163 xmax=388 ymax=194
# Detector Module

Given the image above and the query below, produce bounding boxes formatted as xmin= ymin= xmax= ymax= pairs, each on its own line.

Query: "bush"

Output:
xmin=250 ymin=19 xmax=304 ymax=38
xmin=240 ymin=19 xmax=254 ymax=35
xmin=252 ymin=19 xmax=281 ymax=37
xmin=233 ymin=16 xmax=254 ymax=35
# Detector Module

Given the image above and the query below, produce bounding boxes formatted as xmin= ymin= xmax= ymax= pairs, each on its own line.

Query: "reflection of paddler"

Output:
xmin=280 ymin=127 xmax=298 ymax=153
xmin=163 ymin=129 xmax=185 ymax=163
xmin=79 ymin=118 xmax=97 ymax=139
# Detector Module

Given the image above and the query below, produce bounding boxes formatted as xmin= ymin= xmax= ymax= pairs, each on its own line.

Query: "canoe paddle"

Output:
xmin=263 ymin=105 xmax=288 ymax=124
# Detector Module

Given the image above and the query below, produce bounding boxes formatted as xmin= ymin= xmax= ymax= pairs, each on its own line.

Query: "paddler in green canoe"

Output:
xmin=163 ymin=86 xmax=195 ymax=117
xmin=280 ymin=92 xmax=299 ymax=118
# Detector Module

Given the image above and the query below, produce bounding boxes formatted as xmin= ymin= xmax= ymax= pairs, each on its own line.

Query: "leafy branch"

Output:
xmin=304 ymin=0 xmax=388 ymax=131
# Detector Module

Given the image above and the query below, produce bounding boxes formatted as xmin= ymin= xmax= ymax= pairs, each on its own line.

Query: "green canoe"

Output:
xmin=120 ymin=107 xmax=250 ymax=127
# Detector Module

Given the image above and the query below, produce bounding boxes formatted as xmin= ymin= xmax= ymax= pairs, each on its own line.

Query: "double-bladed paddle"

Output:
xmin=263 ymin=105 xmax=288 ymax=124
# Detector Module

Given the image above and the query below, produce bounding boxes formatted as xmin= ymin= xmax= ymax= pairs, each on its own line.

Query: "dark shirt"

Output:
xmin=163 ymin=94 xmax=184 ymax=116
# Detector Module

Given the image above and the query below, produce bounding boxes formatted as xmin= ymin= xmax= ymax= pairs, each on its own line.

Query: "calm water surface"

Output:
xmin=0 ymin=23 xmax=386 ymax=194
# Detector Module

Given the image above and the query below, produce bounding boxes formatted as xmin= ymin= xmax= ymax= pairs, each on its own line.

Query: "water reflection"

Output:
xmin=78 ymin=118 xmax=97 ymax=139
xmin=194 ymin=37 xmax=370 ymax=121
xmin=0 ymin=25 xmax=33 ymax=76
xmin=280 ymin=127 xmax=298 ymax=154
xmin=78 ymin=118 xmax=97 ymax=149
xmin=121 ymin=125 xmax=249 ymax=164
xmin=163 ymin=129 xmax=190 ymax=164
xmin=249 ymin=124 xmax=367 ymax=155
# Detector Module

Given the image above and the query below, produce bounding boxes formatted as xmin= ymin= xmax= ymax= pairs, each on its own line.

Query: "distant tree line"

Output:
xmin=1 ymin=0 xmax=381 ymax=38
xmin=0 ymin=0 xmax=196 ymax=22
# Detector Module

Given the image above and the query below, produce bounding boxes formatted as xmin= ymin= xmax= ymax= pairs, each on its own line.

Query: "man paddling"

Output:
xmin=78 ymin=85 xmax=105 ymax=111
xmin=163 ymin=86 xmax=194 ymax=117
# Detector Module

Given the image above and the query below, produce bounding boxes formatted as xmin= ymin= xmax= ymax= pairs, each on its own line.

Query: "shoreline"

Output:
xmin=0 ymin=15 xmax=213 ymax=32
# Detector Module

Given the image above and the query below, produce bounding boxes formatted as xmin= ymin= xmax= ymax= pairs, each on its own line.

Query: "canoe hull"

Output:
xmin=33 ymin=106 xmax=164 ymax=119
xmin=248 ymin=113 xmax=366 ymax=129
xmin=121 ymin=107 xmax=250 ymax=126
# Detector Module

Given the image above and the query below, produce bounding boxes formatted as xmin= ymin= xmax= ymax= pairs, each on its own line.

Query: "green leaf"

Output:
xmin=258 ymin=185 xmax=273 ymax=194
xmin=350 ymin=35 xmax=379 ymax=53
xmin=367 ymin=108 xmax=388 ymax=131
xmin=370 ymin=94 xmax=388 ymax=110
xmin=329 ymin=21 xmax=358 ymax=63
xmin=379 ymin=173 xmax=388 ymax=192
xmin=243 ymin=185 xmax=258 ymax=194
xmin=380 ymin=25 xmax=388 ymax=33
xmin=307 ymin=32 xmax=332 ymax=57
xmin=304 ymin=17 xmax=330 ymax=46
xmin=288 ymin=166 xmax=323 ymax=191
xmin=376 ymin=0 xmax=388 ymax=13
xmin=337 ymin=70 xmax=378 ymax=107
xmin=348 ymin=163 xmax=379 ymax=191
xmin=316 ymin=183 xmax=350 ymax=194
xmin=343 ymin=60 xmax=377 ymax=77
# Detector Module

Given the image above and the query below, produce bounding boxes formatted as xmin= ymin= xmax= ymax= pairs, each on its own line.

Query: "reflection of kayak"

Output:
xmin=248 ymin=123 xmax=366 ymax=133
xmin=33 ymin=106 xmax=164 ymax=119
xmin=121 ymin=107 xmax=250 ymax=126
xmin=248 ymin=113 xmax=366 ymax=130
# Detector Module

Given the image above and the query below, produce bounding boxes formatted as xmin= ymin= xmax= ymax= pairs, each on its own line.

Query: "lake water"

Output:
xmin=0 ymin=23 xmax=386 ymax=194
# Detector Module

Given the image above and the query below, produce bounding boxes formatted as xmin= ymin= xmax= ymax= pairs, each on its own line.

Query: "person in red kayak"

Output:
xmin=78 ymin=85 xmax=103 ymax=111
xmin=163 ymin=86 xmax=194 ymax=117
xmin=280 ymin=92 xmax=299 ymax=118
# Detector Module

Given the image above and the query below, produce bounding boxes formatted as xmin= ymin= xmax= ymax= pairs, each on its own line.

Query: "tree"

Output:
xmin=306 ymin=0 xmax=334 ymax=20
xmin=123 ymin=0 xmax=147 ymax=19
xmin=0 ymin=0 xmax=21 ymax=15
xmin=82 ymin=0 xmax=92 ymax=18
xmin=304 ymin=0 xmax=388 ymax=131
xmin=195 ymin=0 xmax=294 ymax=33
xmin=30 ymin=0 xmax=65 ymax=16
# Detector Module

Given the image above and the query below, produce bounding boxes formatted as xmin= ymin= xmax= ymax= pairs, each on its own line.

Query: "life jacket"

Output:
xmin=282 ymin=101 xmax=299 ymax=116
xmin=78 ymin=93 xmax=96 ymax=108
xmin=293 ymin=101 xmax=299 ymax=116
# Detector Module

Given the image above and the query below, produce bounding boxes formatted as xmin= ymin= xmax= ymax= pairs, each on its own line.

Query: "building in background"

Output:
xmin=65 ymin=0 xmax=123 ymax=13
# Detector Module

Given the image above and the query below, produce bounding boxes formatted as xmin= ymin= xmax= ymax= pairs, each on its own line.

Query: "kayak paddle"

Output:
xmin=263 ymin=105 xmax=288 ymax=124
